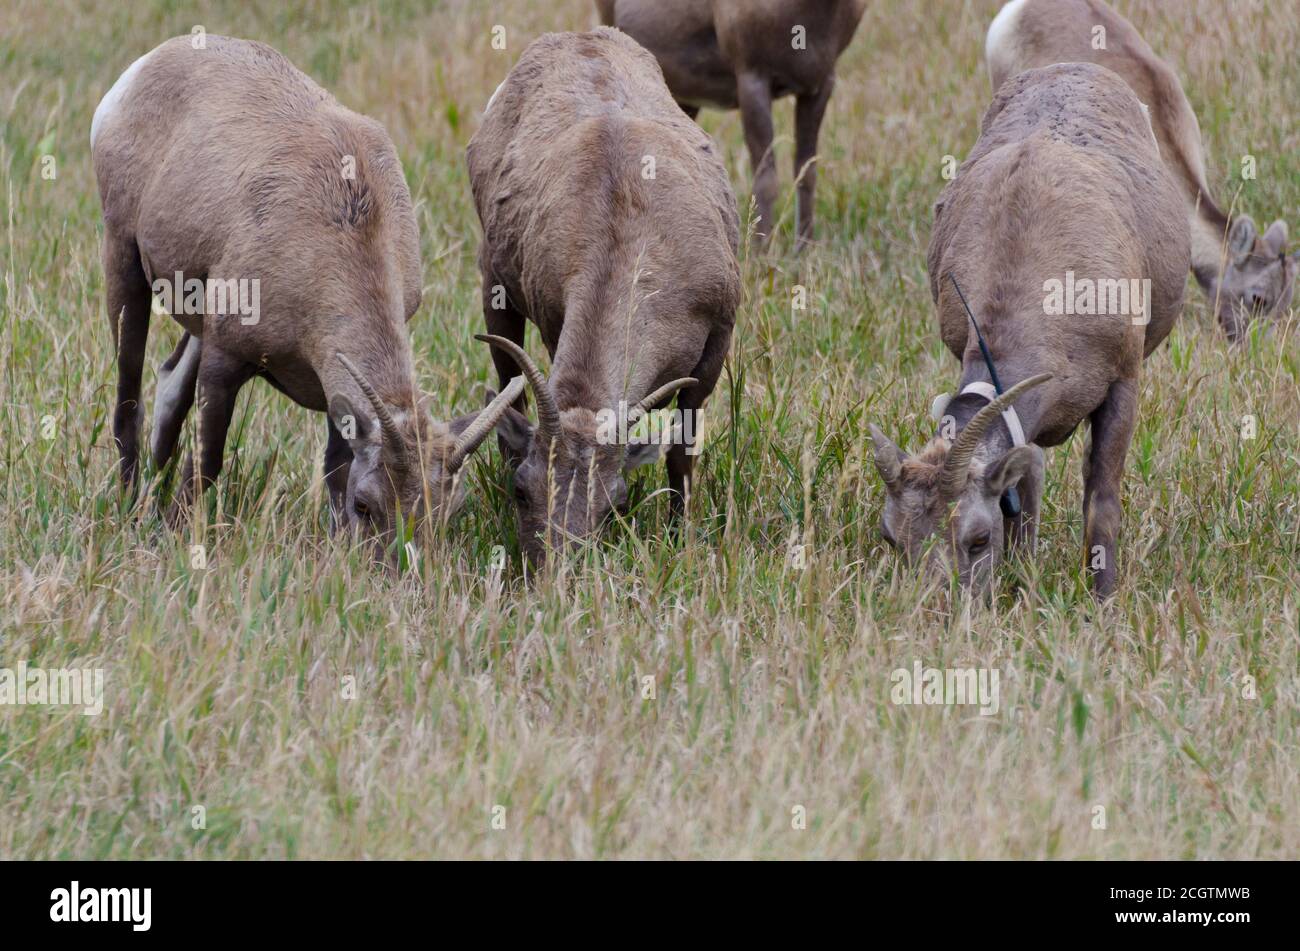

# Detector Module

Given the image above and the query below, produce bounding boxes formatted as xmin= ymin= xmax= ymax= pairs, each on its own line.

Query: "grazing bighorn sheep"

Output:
xmin=596 ymin=0 xmax=866 ymax=247
xmin=872 ymin=62 xmax=1189 ymax=597
xmin=92 ymin=35 xmax=520 ymax=548
xmin=467 ymin=27 xmax=740 ymax=566
xmin=986 ymin=0 xmax=1297 ymax=339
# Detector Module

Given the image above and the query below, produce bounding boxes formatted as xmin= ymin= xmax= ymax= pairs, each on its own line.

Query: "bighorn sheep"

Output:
xmin=467 ymin=27 xmax=740 ymax=566
xmin=872 ymin=62 xmax=1189 ymax=597
xmin=92 ymin=35 xmax=520 ymax=548
xmin=986 ymin=0 xmax=1297 ymax=339
xmin=595 ymin=0 xmax=866 ymax=247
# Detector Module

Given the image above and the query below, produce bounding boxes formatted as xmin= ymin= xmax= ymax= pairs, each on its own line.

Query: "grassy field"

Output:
xmin=1 ymin=0 xmax=1296 ymax=859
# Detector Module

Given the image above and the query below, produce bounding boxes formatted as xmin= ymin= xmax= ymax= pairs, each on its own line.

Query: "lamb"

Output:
xmin=92 ymin=35 xmax=521 ymax=550
xmin=986 ymin=0 xmax=1297 ymax=339
xmin=872 ymin=62 xmax=1189 ymax=597
xmin=467 ymin=27 xmax=741 ymax=566
xmin=596 ymin=0 xmax=866 ymax=247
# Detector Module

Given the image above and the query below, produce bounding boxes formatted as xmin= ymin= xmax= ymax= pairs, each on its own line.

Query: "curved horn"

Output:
xmin=337 ymin=352 xmax=406 ymax=462
xmin=447 ymin=375 xmax=525 ymax=472
xmin=627 ymin=377 xmax=698 ymax=422
xmin=869 ymin=424 xmax=904 ymax=490
xmin=938 ymin=373 xmax=1052 ymax=499
xmin=473 ymin=334 xmax=559 ymax=440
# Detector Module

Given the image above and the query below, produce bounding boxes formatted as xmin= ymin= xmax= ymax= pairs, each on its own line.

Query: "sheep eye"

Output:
xmin=969 ymin=534 xmax=990 ymax=553
xmin=513 ymin=484 xmax=529 ymax=507
xmin=354 ymin=499 xmax=370 ymax=519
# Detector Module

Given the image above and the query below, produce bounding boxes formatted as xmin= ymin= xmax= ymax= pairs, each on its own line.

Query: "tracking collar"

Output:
xmin=943 ymin=273 xmax=1028 ymax=519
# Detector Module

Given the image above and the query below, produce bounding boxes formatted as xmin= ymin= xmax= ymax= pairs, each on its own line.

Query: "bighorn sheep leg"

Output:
xmin=151 ymin=332 xmax=201 ymax=471
xmin=1082 ymin=378 xmax=1137 ymax=598
xmin=666 ymin=325 xmax=731 ymax=516
xmin=1005 ymin=446 xmax=1045 ymax=553
xmin=794 ymin=76 xmax=834 ymax=249
xmin=323 ymin=416 xmax=353 ymax=534
xmin=736 ymin=71 xmax=778 ymax=244
xmin=166 ymin=346 xmax=255 ymax=525
xmin=103 ymin=229 xmax=153 ymax=492
xmin=482 ymin=280 xmax=530 ymax=464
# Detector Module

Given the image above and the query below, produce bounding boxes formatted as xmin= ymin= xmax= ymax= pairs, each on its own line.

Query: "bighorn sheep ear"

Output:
xmin=328 ymin=394 xmax=370 ymax=444
xmin=493 ymin=403 xmax=534 ymax=457
xmin=1261 ymin=220 xmax=1289 ymax=256
xmin=1228 ymin=215 xmax=1258 ymax=259
xmin=623 ymin=417 xmax=680 ymax=471
xmin=869 ymin=424 xmax=904 ymax=491
xmin=983 ymin=444 xmax=1038 ymax=496
xmin=623 ymin=442 xmax=667 ymax=470
xmin=930 ymin=393 xmax=952 ymax=422
xmin=336 ymin=352 xmax=407 ymax=466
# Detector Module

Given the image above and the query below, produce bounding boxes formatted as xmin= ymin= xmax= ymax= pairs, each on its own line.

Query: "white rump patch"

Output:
xmin=91 ymin=48 xmax=157 ymax=148
xmin=985 ymin=0 xmax=1028 ymax=77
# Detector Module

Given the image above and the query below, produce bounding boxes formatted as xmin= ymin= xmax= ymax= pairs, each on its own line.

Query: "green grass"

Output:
xmin=0 ymin=0 xmax=1297 ymax=858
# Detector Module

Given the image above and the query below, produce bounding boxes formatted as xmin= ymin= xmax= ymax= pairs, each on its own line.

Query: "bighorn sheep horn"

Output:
xmin=448 ymin=375 xmax=526 ymax=472
xmin=474 ymin=334 xmax=560 ymax=440
xmin=938 ymin=373 xmax=1052 ymax=499
xmin=337 ymin=352 xmax=408 ymax=464
xmin=626 ymin=378 xmax=698 ymax=423
xmin=869 ymin=424 xmax=904 ymax=491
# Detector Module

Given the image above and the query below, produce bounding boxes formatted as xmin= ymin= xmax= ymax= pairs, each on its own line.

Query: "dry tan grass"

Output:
xmin=0 ymin=0 xmax=1296 ymax=858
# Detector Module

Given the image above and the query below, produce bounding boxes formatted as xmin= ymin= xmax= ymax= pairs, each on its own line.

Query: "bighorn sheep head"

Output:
xmin=475 ymin=334 xmax=695 ymax=566
xmin=871 ymin=373 xmax=1052 ymax=592
xmin=1214 ymin=217 xmax=1299 ymax=341
xmin=331 ymin=352 xmax=524 ymax=556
